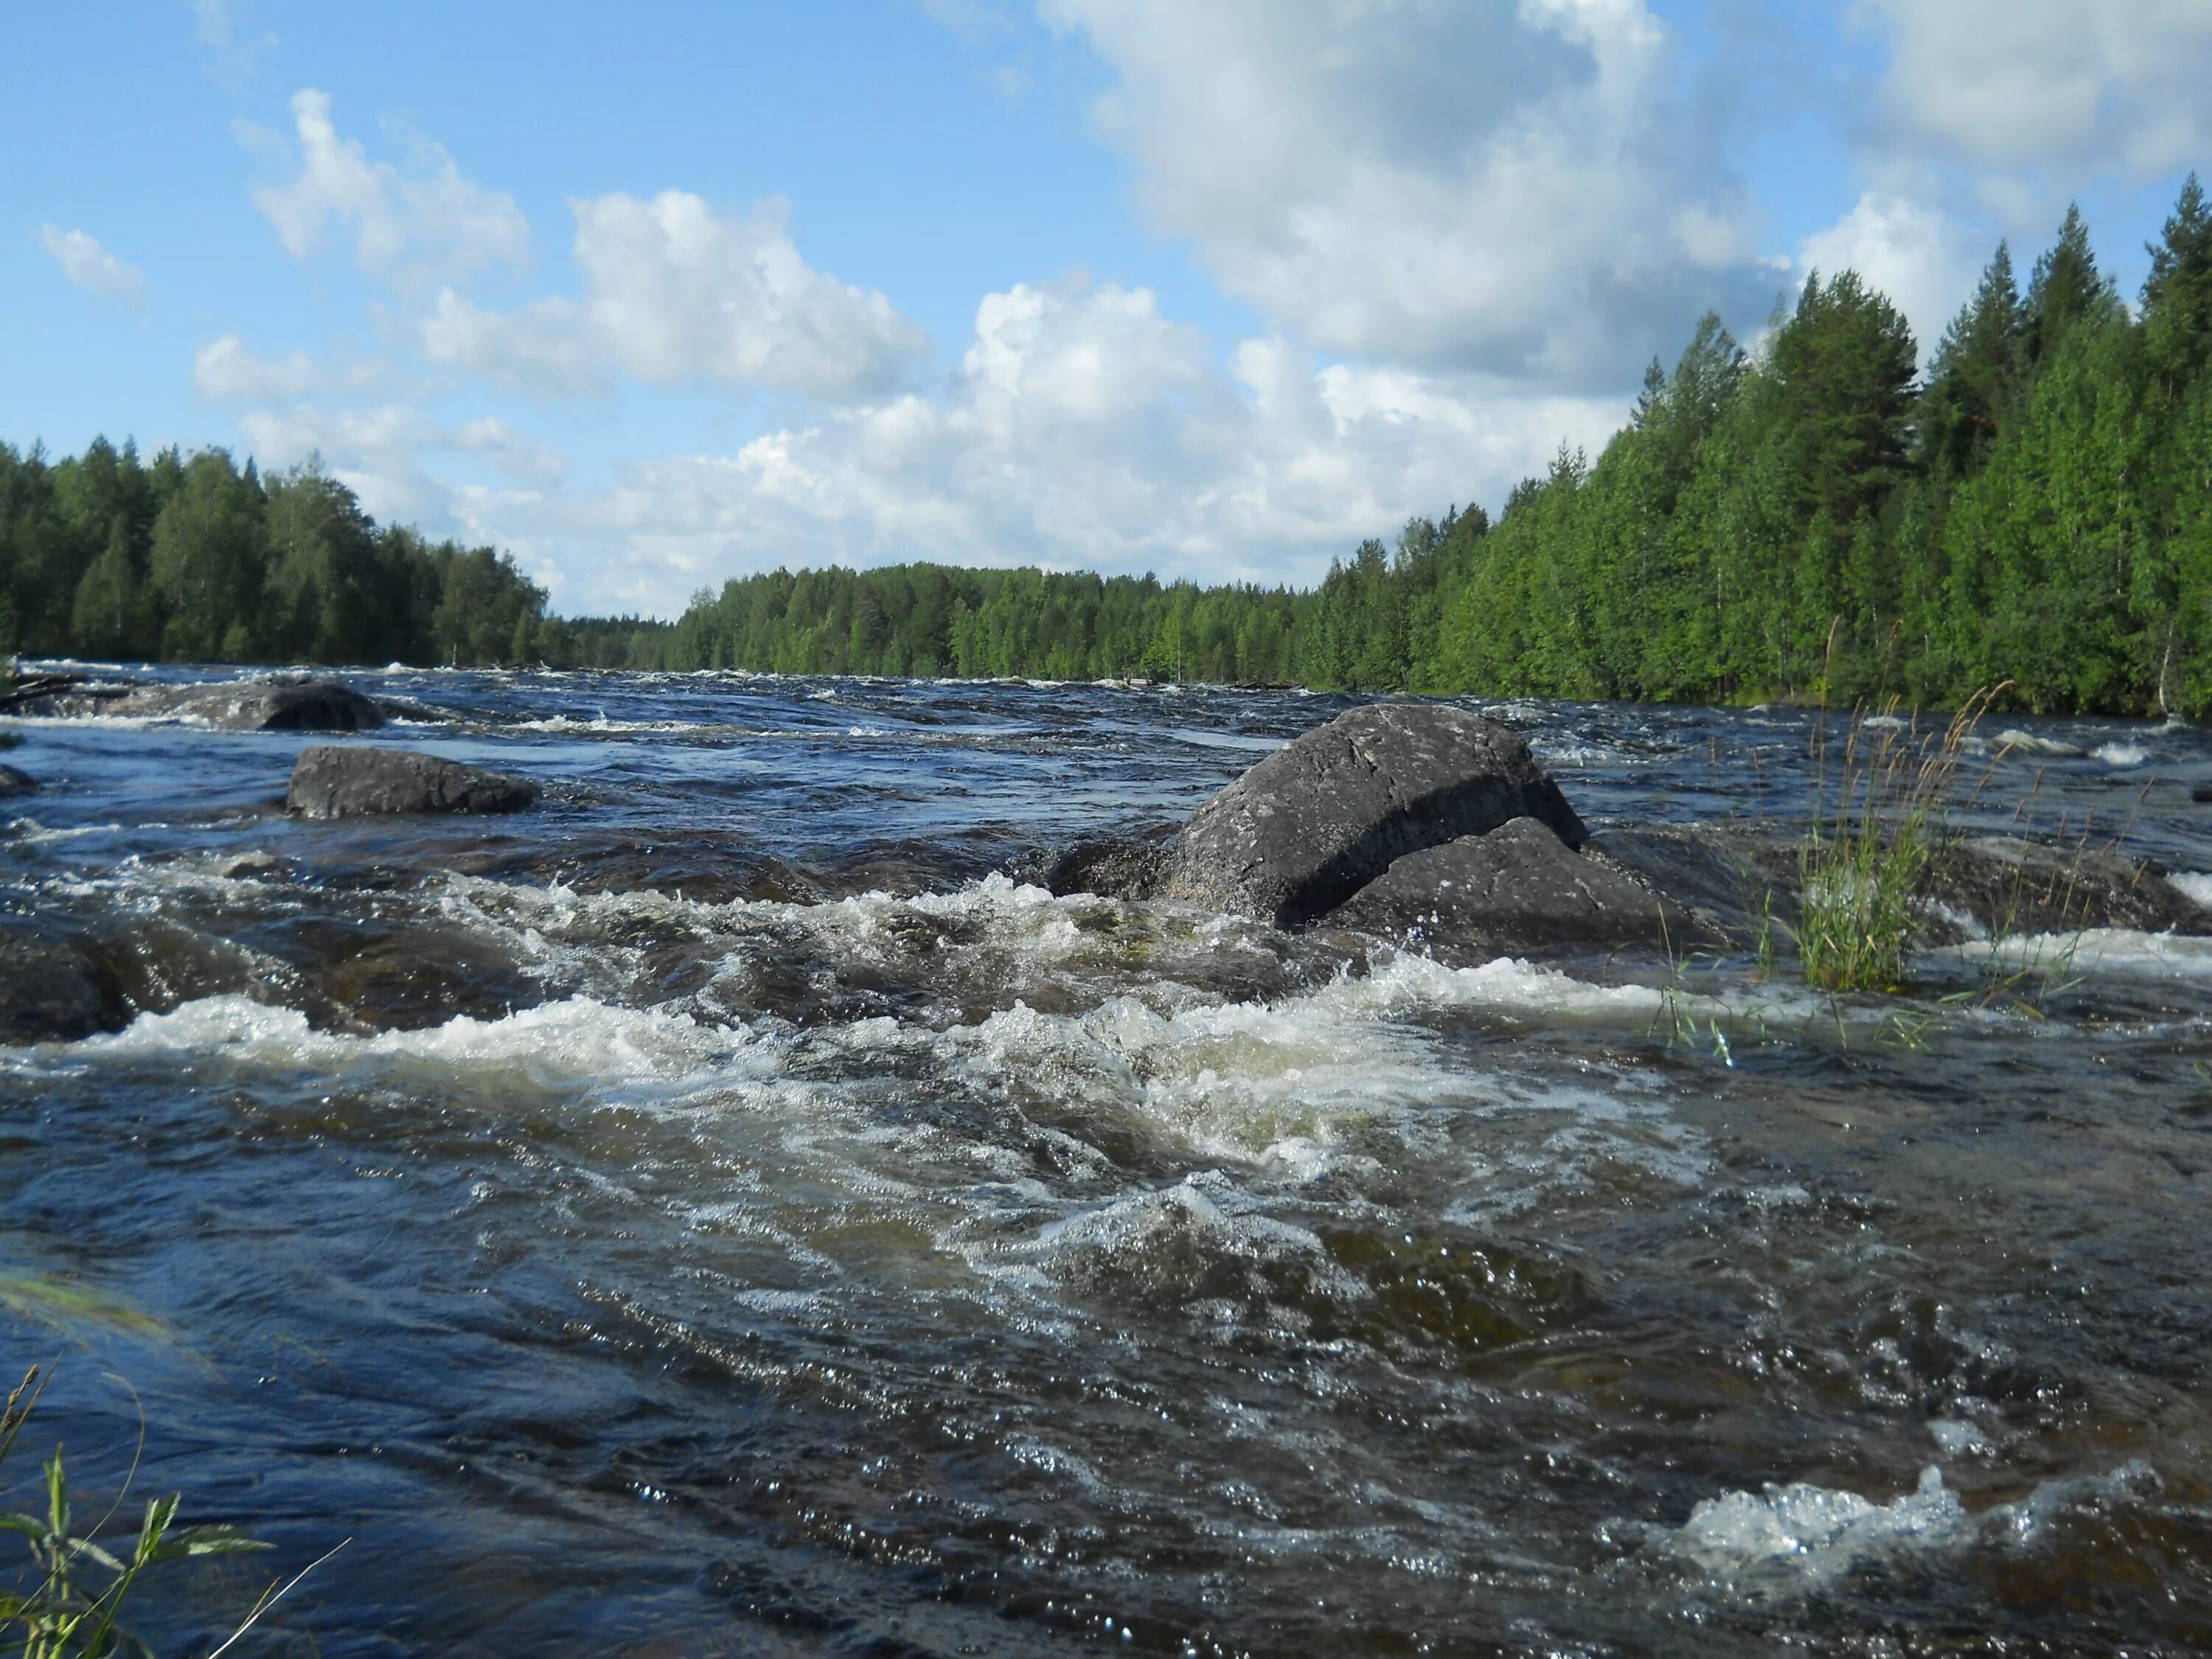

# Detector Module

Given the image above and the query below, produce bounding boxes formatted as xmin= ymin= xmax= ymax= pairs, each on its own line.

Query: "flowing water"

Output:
xmin=5 ymin=667 xmax=2212 ymax=1657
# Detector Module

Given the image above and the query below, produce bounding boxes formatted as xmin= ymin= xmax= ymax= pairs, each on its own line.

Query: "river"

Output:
xmin=4 ymin=665 xmax=2211 ymax=1655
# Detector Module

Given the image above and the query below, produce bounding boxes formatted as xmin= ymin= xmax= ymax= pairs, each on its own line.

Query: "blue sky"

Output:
xmin=6 ymin=1 xmax=2210 ymax=617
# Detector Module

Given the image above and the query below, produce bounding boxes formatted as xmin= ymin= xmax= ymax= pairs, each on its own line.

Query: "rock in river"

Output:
xmin=1161 ymin=703 xmax=1587 ymax=927
xmin=0 ymin=934 xmax=131 ymax=1044
xmin=0 ymin=764 xmax=38 ymax=798
xmin=115 ymin=678 xmax=387 ymax=731
xmin=1326 ymin=815 xmax=1692 ymax=961
xmin=288 ymin=745 xmax=538 ymax=819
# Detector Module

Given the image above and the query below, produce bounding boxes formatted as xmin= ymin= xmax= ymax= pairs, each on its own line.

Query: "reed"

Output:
xmin=0 ymin=1364 xmax=325 ymax=1659
xmin=1795 ymin=685 xmax=2004 ymax=994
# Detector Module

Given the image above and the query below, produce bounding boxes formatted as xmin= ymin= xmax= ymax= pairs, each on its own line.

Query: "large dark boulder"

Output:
xmin=1161 ymin=703 xmax=1586 ymax=927
xmin=0 ymin=763 xmax=38 ymax=799
xmin=0 ymin=936 xmax=131 ymax=1044
xmin=113 ymin=678 xmax=386 ymax=731
xmin=1326 ymin=816 xmax=1692 ymax=961
xmin=288 ymin=745 xmax=538 ymax=819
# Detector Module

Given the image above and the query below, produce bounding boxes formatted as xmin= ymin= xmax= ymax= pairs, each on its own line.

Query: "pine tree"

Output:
xmin=1921 ymin=242 xmax=2024 ymax=476
xmin=2142 ymin=173 xmax=2212 ymax=389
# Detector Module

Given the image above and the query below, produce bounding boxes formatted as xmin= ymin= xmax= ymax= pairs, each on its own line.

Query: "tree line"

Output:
xmin=668 ymin=180 xmax=2212 ymax=714
xmin=0 ymin=442 xmax=665 ymax=671
xmin=9 ymin=178 xmax=2211 ymax=714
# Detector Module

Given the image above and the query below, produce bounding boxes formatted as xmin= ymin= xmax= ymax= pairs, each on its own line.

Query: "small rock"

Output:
xmin=0 ymin=935 xmax=131 ymax=1044
xmin=1162 ymin=703 xmax=1586 ymax=927
xmin=215 ymin=850 xmax=292 ymax=880
xmin=287 ymin=745 xmax=538 ymax=819
xmin=1327 ymin=816 xmax=1692 ymax=959
xmin=0 ymin=763 xmax=38 ymax=798
xmin=1040 ymin=835 xmax=1170 ymax=900
xmin=2195 ymin=783 xmax=2212 ymax=804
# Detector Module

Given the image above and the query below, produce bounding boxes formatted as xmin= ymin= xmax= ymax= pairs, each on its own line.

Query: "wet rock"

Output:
xmin=215 ymin=849 xmax=292 ymax=880
xmin=112 ymin=678 xmax=386 ymax=731
xmin=0 ymin=935 xmax=131 ymax=1044
xmin=1039 ymin=834 xmax=1170 ymax=900
xmin=1326 ymin=815 xmax=1694 ymax=960
xmin=1162 ymin=703 xmax=1586 ymax=928
xmin=2196 ymin=783 xmax=2212 ymax=804
xmin=1921 ymin=835 xmax=2209 ymax=940
xmin=0 ymin=763 xmax=38 ymax=798
xmin=1585 ymin=824 xmax=1773 ymax=942
xmin=287 ymin=745 xmax=538 ymax=819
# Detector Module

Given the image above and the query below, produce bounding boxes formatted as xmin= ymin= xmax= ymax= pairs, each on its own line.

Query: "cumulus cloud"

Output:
xmin=235 ymin=400 xmax=571 ymax=532
xmin=1037 ymin=0 xmax=1773 ymax=385
xmin=241 ymin=88 xmax=530 ymax=288
xmin=445 ymin=276 xmax=1624 ymax=616
xmin=414 ymin=191 xmax=930 ymax=400
xmin=1798 ymin=189 xmax=1986 ymax=359
xmin=39 ymin=226 xmax=144 ymax=301
xmin=1861 ymin=0 xmax=2212 ymax=181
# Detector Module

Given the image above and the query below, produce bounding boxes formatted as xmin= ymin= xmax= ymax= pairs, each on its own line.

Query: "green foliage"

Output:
xmin=0 ymin=444 xmax=603 ymax=670
xmin=0 ymin=1366 xmax=271 ymax=1658
xmin=1794 ymin=687 xmax=1996 ymax=993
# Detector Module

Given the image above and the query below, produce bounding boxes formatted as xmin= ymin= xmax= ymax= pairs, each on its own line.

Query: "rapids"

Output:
xmin=4 ymin=664 xmax=2212 ymax=1655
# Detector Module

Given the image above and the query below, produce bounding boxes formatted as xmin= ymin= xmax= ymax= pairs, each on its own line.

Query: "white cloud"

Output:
xmin=1798 ymin=189 xmax=1985 ymax=360
xmin=242 ymin=88 xmax=530 ymax=289
xmin=414 ymin=191 xmax=929 ymax=400
xmin=195 ymin=334 xmax=325 ymax=401
xmin=39 ymin=226 xmax=144 ymax=301
xmin=235 ymin=400 xmax=572 ymax=532
xmin=1860 ymin=0 xmax=2212 ymax=181
xmin=1037 ymin=0 xmax=1772 ymax=384
xmin=443 ymin=277 xmax=1624 ymax=616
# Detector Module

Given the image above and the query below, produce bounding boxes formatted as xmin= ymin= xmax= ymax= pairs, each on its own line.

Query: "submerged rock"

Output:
xmin=1326 ymin=815 xmax=1693 ymax=960
xmin=0 ymin=763 xmax=38 ymax=798
xmin=1162 ymin=703 xmax=1586 ymax=928
xmin=0 ymin=935 xmax=131 ymax=1044
xmin=112 ymin=678 xmax=386 ymax=731
xmin=287 ymin=745 xmax=538 ymax=819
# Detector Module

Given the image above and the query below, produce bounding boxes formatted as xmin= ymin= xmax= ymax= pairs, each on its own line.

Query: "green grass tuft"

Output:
xmin=1795 ymin=685 xmax=2003 ymax=995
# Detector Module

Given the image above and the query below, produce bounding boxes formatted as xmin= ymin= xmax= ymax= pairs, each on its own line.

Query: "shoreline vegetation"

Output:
xmin=6 ymin=184 xmax=2211 ymax=716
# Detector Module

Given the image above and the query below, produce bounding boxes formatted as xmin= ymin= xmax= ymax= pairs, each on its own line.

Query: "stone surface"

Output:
xmin=0 ymin=763 xmax=38 ymax=798
xmin=1161 ymin=703 xmax=1586 ymax=927
xmin=114 ymin=678 xmax=387 ymax=731
xmin=0 ymin=935 xmax=131 ymax=1044
xmin=1040 ymin=835 xmax=1170 ymax=900
xmin=288 ymin=745 xmax=538 ymax=819
xmin=1327 ymin=816 xmax=1691 ymax=959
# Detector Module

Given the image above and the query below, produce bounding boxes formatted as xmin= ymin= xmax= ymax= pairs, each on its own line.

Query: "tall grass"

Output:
xmin=0 ymin=1364 xmax=333 ymax=1659
xmin=1795 ymin=685 xmax=2004 ymax=994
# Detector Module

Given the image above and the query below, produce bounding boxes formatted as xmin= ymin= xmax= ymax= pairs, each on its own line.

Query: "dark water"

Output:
xmin=5 ymin=665 xmax=2212 ymax=1657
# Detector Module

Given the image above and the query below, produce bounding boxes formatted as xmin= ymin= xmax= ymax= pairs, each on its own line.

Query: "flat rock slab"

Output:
xmin=288 ymin=745 xmax=538 ymax=819
xmin=1162 ymin=703 xmax=1586 ymax=927
xmin=114 ymin=678 xmax=386 ymax=731
xmin=0 ymin=935 xmax=131 ymax=1044
xmin=1328 ymin=816 xmax=1691 ymax=960
xmin=0 ymin=764 xmax=38 ymax=798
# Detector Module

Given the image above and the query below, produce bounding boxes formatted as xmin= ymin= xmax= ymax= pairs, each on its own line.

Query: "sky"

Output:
xmin=5 ymin=1 xmax=2211 ymax=619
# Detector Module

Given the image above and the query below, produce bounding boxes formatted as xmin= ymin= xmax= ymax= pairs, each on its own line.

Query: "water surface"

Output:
xmin=5 ymin=667 xmax=2212 ymax=1656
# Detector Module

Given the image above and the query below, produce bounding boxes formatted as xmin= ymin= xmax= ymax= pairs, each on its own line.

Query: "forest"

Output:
xmin=5 ymin=178 xmax=2209 ymax=714
xmin=667 ymin=180 xmax=2212 ymax=715
xmin=0 ymin=442 xmax=665 ymax=672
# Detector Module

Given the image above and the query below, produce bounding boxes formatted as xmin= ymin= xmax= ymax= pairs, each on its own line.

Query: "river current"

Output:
xmin=5 ymin=665 xmax=2212 ymax=1656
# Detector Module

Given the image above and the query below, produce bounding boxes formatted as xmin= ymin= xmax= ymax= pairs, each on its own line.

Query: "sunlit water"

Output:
xmin=5 ymin=666 xmax=2212 ymax=1656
